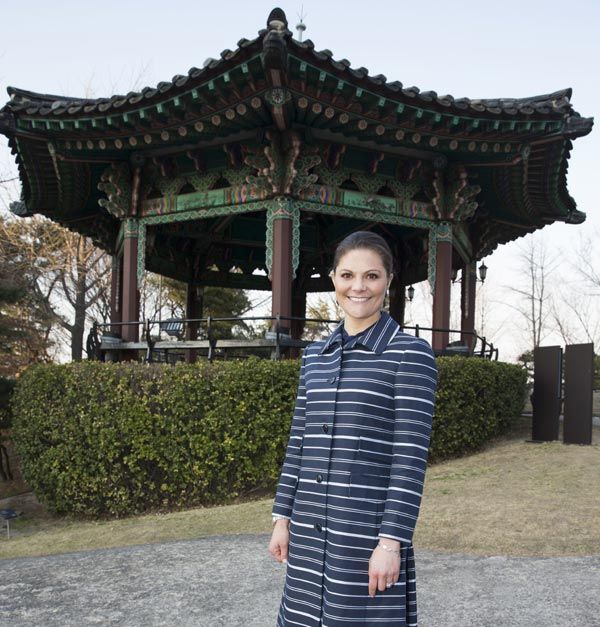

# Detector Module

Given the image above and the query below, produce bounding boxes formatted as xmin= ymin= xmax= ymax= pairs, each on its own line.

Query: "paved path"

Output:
xmin=1 ymin=535 xmax=599 ymax=626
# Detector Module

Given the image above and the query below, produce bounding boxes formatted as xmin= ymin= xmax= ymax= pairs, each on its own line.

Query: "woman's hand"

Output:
xmin=368 ymin=539 xmax=401 ymax=597
xmin=269 ymin=518 xmax=290 ymax=563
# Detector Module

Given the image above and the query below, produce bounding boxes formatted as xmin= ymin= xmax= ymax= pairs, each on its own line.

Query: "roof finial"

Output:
xmin=267 ymin=8 xmax=288 ymax=32
xmin=296 ymin=6 xmax=307 ymax=42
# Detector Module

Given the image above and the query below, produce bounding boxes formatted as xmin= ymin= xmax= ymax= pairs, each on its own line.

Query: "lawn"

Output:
xmin=1 ymin=416 xmax=598 ymax=560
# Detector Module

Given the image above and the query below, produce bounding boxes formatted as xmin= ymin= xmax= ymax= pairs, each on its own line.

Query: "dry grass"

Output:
xmin=0 ymin=495 xmax=272 ymax=560
xmin=1 ymin=417 xmax=598 ymax=560
xmin=416 ymin=416 xmax=600 ymax=556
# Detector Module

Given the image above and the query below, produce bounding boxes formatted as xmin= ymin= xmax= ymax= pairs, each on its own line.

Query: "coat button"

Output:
xmin=322 ymin=424 xmax=329 ymax=433
xmin=316 ymin=474 xmax=323 ymax=483
xmin=315 ymin=523 xmax=322 ymax=532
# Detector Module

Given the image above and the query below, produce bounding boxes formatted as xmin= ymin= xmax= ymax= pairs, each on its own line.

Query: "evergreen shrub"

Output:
xmin=11 ymin=356 xmax=526 ymax=516
xmin=431 ymin=356 xmax=527 ymax=461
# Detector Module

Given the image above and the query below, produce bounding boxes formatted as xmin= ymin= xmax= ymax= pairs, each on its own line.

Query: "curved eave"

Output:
xmin=1 ymin=9 xmax=592 ymax=132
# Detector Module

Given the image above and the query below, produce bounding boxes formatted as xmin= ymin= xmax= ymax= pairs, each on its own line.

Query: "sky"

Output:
xmin=0 ymin=0 xmax=598 ymax=363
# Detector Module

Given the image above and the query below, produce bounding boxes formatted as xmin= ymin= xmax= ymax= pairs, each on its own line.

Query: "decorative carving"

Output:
xmin=153 ymin=156 xmax=178 ymax=179
xmin=223 ymin=143 xmax=247 ymax=169
xmin=323 ymin=143 xmax=346 ymax=170
xmin=135 ymin=194 xmax=436 ymax=287
xmin=314 ymin=163 xmax=348 ymax=188
xmin=186 ymin=149 xmax=206 ymax=172
xmin=265 ymin=197 xmax=301 ymax=280
xmin=427 ymin=222 xmax=453 ymax=295
xmin=264 ymin=88 xmax=291 ymax=107
xmin=368 ymin=152 xmax=385 ymax=175
xmin=432 ymin=166 xmax=481 ymax=221
xmin=98 ymin=163 xmax=132 ymax=218
xmin=387 ymin=179 xmax=421 ymax=204
xmin=123 ymin=218 xmax=139 ymax=239
xmin=351 ymin=172 xmax=387 ymax=195
xmin=244 ymin=129 xmax=321 ymax=196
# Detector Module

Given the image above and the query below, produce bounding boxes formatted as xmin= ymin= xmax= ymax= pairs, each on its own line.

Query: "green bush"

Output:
xmin=10 ymin=356 xmax=526 ymax=517
xmin=430 ymin=356 xmax=527 ymax=461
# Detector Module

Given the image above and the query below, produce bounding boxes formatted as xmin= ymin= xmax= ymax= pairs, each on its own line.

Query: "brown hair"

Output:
xmin=331 ymin=231 xmax=394 ymax=277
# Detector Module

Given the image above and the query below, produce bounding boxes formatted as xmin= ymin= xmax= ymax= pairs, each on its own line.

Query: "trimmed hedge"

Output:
xmin=11 ymin=356 xmax=526 ymax=517
xmin=432 ymin=357 xmax=527 ymax=460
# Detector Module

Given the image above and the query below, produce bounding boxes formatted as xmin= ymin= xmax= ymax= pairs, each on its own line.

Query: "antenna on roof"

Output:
xmin=296 ymin=6 xmax=307 ymax=42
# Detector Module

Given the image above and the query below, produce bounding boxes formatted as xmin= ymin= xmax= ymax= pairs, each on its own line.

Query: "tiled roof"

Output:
xmin=2 ymin=14 xmax=590 ymax=128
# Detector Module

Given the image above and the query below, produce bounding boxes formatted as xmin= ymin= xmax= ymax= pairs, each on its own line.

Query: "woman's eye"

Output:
xmin=368 ymin=274 xmax=380 ymax=280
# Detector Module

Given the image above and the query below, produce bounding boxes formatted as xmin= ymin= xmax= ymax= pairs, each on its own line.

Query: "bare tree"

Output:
xmin=0 ymin=214 xmax=56 ymax=375
xmin=572 ymin=230 xmax=600 ymax=291
xmin=502 ymin=233 xmax=559 ymax=350
xmin=550 ymin=229 xmax=600 ymax=347
xmin=304 ymin=295 xmax=341 ymax=341
xmin=0 ymin=215 xmax=112 ymax=361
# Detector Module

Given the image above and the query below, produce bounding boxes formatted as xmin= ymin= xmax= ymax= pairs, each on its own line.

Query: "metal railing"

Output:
xmin=86 ymin=315 xmax=498 ymax=362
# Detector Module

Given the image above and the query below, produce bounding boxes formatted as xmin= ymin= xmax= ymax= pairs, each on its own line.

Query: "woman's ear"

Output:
xmin=388 ymin=273 xmax=394 ymax=287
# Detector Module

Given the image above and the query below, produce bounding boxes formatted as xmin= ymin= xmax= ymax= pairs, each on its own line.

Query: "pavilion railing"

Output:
xmin=86 ymin=315 xmax=499 ymax=362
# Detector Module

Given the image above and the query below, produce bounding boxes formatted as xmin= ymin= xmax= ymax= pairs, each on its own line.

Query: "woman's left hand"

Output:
xmin=368 ymin=540 xmax=401 ymax=597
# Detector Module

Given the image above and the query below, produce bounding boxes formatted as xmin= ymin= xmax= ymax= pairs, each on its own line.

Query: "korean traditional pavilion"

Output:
xmin=0 ymin=8 xmax=592 ymax=358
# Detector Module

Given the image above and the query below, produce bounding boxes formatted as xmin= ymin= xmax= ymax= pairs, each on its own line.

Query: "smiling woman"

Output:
xmin=328 ymin=234 xmax=393 ymax=336
xmin=269 ymin=231 xmax=438 ymax=627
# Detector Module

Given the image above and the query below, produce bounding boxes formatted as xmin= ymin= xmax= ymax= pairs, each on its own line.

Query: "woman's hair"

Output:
xmin=331 ymin=230 xmax=394 ymax=277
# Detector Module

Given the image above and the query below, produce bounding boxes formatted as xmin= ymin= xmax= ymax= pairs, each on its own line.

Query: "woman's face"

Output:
xmin=330 ymin=247 xmax=391 ymax=328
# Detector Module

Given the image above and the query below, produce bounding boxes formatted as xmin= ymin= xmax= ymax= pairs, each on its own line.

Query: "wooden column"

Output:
xmin=388 ymin=275 xmax=406 ymax=327
xmin=460 ymin=261 xmax=477 ymax=352
xmin=185 ymin=284 xmax=204 ymax=364
xmin=269 ymin=206 xmax=294 ymax=335
xmin=290 ymin=285 xmax=307 ymax=340
xmin=121 ymin=219 xmax=139 ymax=343
xmin=431 ymin=231 xmax=453 ymax=353
xmin=110 ymin=254 xmax=122 ymax=335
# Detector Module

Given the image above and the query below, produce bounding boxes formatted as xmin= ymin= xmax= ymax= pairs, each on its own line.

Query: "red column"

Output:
xmin=121 ymin=220 xmax=139 ymax=343
xmin=432 ymin=239 xmax=452 ymax=353
xmin=290 ymin=285 xmax=306 ymax=340
xmin=270 ymin=216 xmax=293 ymax=334
xmin=389 ymin=277 xmax=406 ymax=327
xmin=461 ymin=261 xmax=477 ymax=352
xmin=110 ymin=254 xmax=122 ymax=335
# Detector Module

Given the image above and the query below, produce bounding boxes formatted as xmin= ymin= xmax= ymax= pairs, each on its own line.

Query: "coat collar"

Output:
xmin=318 ymin=310 xmax=400 ymax=355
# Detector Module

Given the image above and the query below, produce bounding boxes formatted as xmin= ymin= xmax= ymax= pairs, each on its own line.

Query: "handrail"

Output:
xmin=88 ymin=315 xmax=498 ymax=361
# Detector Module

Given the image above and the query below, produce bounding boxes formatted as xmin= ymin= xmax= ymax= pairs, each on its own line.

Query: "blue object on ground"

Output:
xmin=0 ymin=508 xmax=19 ymax=539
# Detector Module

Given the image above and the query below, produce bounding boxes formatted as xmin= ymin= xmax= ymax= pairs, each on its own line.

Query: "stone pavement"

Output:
xmin=1 ymin=534 xmax=599 ymax=626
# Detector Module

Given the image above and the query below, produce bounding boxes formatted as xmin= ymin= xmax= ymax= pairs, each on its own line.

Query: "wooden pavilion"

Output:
xmin=0 ymin=8 xmax=592 ymax=358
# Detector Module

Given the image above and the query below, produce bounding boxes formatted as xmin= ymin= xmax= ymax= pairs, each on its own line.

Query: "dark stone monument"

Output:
xmin=563 ymin=343 xmax=594 ymax=445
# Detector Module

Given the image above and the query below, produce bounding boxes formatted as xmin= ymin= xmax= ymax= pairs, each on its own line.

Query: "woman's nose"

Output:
xmin=351 ymin=277 xmax=366 ymax=291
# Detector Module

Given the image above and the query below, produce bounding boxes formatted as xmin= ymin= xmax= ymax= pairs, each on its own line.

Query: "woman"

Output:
xmin=269 ymin=231 xmax=438 ymax=627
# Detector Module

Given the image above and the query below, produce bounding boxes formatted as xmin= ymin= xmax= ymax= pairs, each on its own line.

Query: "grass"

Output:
xmin=415 ymin=416 xmax=600 ymax=557
xmin=1 ymin=416 xmax=598 ymax=560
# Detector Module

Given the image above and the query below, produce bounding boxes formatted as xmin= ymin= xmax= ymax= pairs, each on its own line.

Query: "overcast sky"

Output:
xmin=0 ymin=0 xmax=598 ymax=362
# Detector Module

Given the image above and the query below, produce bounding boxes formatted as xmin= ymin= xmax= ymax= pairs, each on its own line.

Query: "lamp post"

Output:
xmin=451 ymin=261 xmax=488 ymax=284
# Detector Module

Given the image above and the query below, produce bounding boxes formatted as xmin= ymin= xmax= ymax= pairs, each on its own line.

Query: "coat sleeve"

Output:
xmin=378 ymin=337 xmax=438 ymax=544
xmin=272 ymin=351 xmax=308 ymax=519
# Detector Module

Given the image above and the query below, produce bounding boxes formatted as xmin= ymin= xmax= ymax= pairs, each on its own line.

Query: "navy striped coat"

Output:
xmin=272 ymin=310 xmax=438 ymax=626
